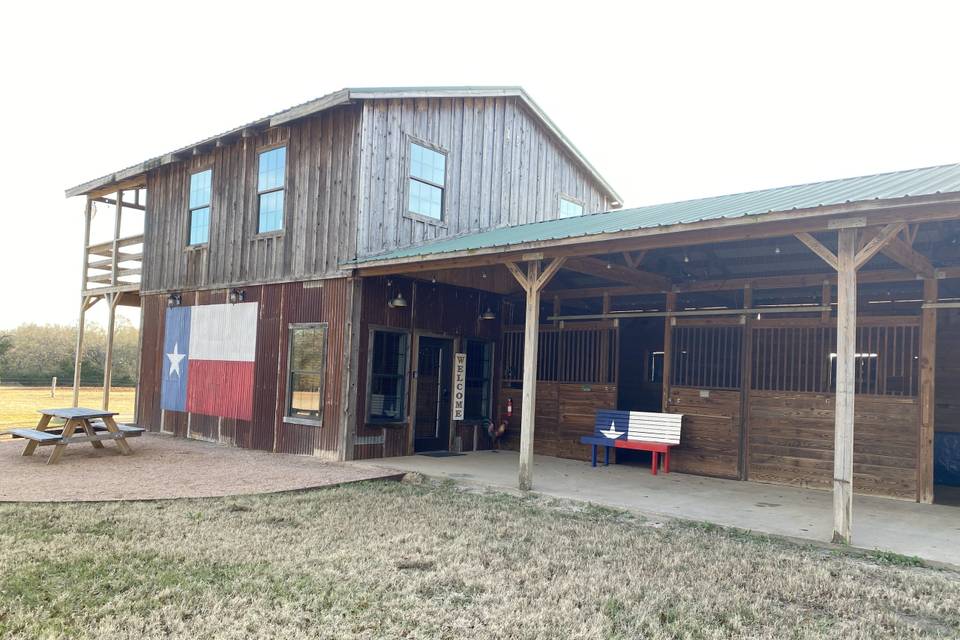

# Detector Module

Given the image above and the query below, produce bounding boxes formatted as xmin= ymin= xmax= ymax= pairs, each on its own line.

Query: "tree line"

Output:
xmin=0 ymin=321 xmax=139 ymax=387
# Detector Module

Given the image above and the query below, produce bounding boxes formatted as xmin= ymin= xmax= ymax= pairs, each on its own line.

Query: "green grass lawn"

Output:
xmin=0 ymin=479 xmax=957 ymax=639
xmin=0 ymin=387 xmax=135 ymax=431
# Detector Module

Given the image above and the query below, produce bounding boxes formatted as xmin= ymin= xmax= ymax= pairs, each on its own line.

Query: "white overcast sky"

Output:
xmin=1 ymin=0 xmax=959 ymax=329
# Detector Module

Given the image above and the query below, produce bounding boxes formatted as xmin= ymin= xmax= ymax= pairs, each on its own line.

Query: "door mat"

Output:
xmin=417 ymin=451 xmax=466 ymax=457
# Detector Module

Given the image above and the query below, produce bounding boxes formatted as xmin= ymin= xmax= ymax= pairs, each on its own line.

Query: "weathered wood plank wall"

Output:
xmin=136 ymin=279 xmax=350 ymax=457
xmin=142 ymin=106 xmax=362 ymax=293
xmin=747 ymin=391 xmax=919 ymax=499
xmin=357 ymin=96 xmax=610 ymax=257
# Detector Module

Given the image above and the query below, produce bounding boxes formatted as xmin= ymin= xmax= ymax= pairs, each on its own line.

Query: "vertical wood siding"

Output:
xmin=357 ymin=96 xmax=609 ymax=257
xmin=142 ymin=106 xmax=362 ymax=293
xmin=136 ymin=279 xmax=351 ymax=457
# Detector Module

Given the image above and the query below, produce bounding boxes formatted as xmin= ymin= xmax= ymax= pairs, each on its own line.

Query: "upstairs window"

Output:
xmin=188 ymin=169 xmax=212 ymax=245
xmin=408 ymin=142 xmax=446 ymax=220
xmin=559 ymin=196 xmax=584 ymax=219
xmin=286 ymin=323 xmax=328 ymax=423
xmin=257 ymin=147 xmax=286 ymax=233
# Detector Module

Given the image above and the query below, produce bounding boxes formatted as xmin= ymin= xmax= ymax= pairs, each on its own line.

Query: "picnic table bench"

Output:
xmin=580 ymin=409 xmax=683 ymax=475
xmin=10 ymin=408 xmax=144 ymax=465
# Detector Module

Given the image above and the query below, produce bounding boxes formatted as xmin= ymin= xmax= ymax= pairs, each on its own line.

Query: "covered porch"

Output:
xmin=358 ymin=449 xmax=960 ymax=567
xmin=349 ymin=164 xmax=960 ymax=545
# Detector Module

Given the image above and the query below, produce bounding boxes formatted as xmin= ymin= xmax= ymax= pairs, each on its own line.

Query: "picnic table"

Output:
xmin=10 ymin=407 xmax=143 ymax=465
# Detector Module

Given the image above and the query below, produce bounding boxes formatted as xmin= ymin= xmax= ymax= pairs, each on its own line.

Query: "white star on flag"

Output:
xmin=167 ymin=343 xmax=186 ymax=378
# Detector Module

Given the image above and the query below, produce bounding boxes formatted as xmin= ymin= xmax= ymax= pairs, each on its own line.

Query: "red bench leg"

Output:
xmin=663 ymin=449 xmax=670 ymax=474
xmin=651 ymin=451 xmax=658 ymax=475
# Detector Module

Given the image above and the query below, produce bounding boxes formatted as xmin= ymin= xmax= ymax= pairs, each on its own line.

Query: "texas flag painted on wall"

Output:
xmin=160 ymin=302 xmax=259 ymax=420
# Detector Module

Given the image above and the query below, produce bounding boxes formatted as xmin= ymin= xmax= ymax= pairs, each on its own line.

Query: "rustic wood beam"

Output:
xmin=622 ymin=250 xmax=646 ymax=269
xmin=918 ymin=278 xmax=937 ymax=504
xmin=795 ymin=232 xmax=839 ymax=271
xmin=505 ymin=261 xmax=529 ymax=289
xmin=833 ymin=228 xmax=857 ymax=545
xmin=536 ymin=257 xmax=567 ymax=291
xmin=564 ymin=256 xmax=671 ymax=291
xmin=858 ymin=227 xmax=936 ymax=278
xmin=853 ymin=222 xmax=905 ymax=269
xmin=93 ymin=197 xmax=146 ymax=212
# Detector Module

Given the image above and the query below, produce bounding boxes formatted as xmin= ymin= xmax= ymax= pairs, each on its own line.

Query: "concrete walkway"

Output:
xmin=356 ymin=450 xmax=960 ymax=567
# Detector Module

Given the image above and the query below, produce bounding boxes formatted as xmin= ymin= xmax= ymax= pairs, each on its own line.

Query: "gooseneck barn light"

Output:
xmin=167 ymin=293 xmax=182 ymax=307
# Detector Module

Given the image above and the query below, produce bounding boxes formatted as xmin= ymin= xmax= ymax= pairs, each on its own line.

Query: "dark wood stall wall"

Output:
xmin=136 ymin=279 xmax=350 ymax=457
xmin=746 ymin=317 xmax=921 ymax=500
xmin=935 ymin=309 xmax=960 ymax=435
xmin=499 ymin=322 xmax=619 ymax=461
xmin=665 ymin=320 xmax=745 ymax=479
xmin=352 ymin=277 xmax=503 ymax=460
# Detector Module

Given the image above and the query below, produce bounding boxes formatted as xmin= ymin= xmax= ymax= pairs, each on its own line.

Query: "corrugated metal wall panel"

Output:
xmin=137 ymin=278 xmax=352 ymax=457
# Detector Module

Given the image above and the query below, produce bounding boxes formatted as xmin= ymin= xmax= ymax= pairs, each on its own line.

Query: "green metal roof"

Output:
xmin=354 ymin=163 xmax=960 ymax=266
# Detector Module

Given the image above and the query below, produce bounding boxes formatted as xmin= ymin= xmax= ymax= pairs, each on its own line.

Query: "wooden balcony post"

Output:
xmin=73 ymin=197 xmax=94 ymax=407
xmin=832 ymin=229 xmax=857 ymax=544
xmin=102 ymin=293 xmax=120 ymax=410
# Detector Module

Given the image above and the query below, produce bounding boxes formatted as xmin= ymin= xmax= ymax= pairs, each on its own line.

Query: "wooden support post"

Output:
xmin=918 ymin=278 xmax=937 ymax=504
xmin=519 ymin=260 xmax=541 ymax=491
xmin=102 ymin=293 xmax=120 ymax=410
xmin=833 ymin=229 xmax=857 ymax=544
xmin=506 ymin=257 xmax=566 ymax=491
xmin=73 ymin=197 xmax=94 ymax=407
xmin=661 ymin=292 xmax=676 ymax=412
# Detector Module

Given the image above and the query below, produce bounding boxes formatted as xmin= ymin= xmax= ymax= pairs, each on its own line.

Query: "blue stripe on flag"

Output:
xmin=160 ymin=306 xmax=191 ymax=413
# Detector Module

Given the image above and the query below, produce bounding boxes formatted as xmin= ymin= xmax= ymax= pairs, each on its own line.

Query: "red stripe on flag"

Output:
xmin=186 ymin=360 xmax=255 ymax=421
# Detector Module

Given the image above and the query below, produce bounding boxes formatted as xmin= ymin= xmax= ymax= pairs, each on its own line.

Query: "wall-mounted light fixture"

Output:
xmin=167 ymin=293 xmax=182 ymax=307
xmin=480 ymin=306 xmax=497 ymax=321
xmin=229 ymin=288 xmax=246 ymax=304
xmin=385 ymin=280 xmax=408 ymax=309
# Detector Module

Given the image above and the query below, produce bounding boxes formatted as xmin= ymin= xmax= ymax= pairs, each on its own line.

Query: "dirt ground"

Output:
xmin=0 ymin=432 xmax=400 ymax=502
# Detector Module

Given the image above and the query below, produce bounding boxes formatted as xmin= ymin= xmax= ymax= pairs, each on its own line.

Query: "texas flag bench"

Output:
xmin=580 ymin=409 xmax=683 ymax=475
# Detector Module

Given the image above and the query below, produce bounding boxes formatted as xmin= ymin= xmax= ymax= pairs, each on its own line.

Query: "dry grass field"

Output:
xmin=0 ymin=387 xmax=135 ymax=431
xmin=0 ymin=479 xmax=957 ymax=639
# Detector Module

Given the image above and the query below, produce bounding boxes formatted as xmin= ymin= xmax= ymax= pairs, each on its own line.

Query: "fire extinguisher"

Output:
xmin=505 ymin=397 xmax=513 ymax=419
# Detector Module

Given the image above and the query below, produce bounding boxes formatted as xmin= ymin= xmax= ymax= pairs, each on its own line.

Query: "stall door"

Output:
xmin=414 ymin=337 xmax=453 ymax=452
xmin=664 ymin=320 xmax=744 ymax=479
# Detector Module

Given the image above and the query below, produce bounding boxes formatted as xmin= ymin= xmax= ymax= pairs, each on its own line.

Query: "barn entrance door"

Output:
xmin=414 ymin=336 xmax=454 ymax=452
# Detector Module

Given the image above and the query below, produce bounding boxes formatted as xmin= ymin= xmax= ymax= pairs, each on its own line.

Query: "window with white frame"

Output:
xmin=188 ymin=169 xmax=212 ymax=245
xmin=257 ymin=147 xmax=286 ymax=233
xmin=286 ymin=323 xmax=328 ymax=422
xmin=559 ymin=196 xmax=584 ymax=219
xmin=408 ymin=142 xmax=446 ymax=220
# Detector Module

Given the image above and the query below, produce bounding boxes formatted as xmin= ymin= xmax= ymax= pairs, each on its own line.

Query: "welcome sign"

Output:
xmin=451 ymin=352 xmax=466 ymax=421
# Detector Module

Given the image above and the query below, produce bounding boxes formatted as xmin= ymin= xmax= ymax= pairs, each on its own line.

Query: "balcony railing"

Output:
xmin=82 ymin=234 xmax=143 ymax=295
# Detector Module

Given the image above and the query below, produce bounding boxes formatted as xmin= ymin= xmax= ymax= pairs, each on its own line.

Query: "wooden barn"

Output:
xmin=65 ymin=86 xmax=960 ymax=543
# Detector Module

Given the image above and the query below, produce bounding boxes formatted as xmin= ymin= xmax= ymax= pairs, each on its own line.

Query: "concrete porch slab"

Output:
xmin=355 ymin=450 xmax=960 ymax=567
